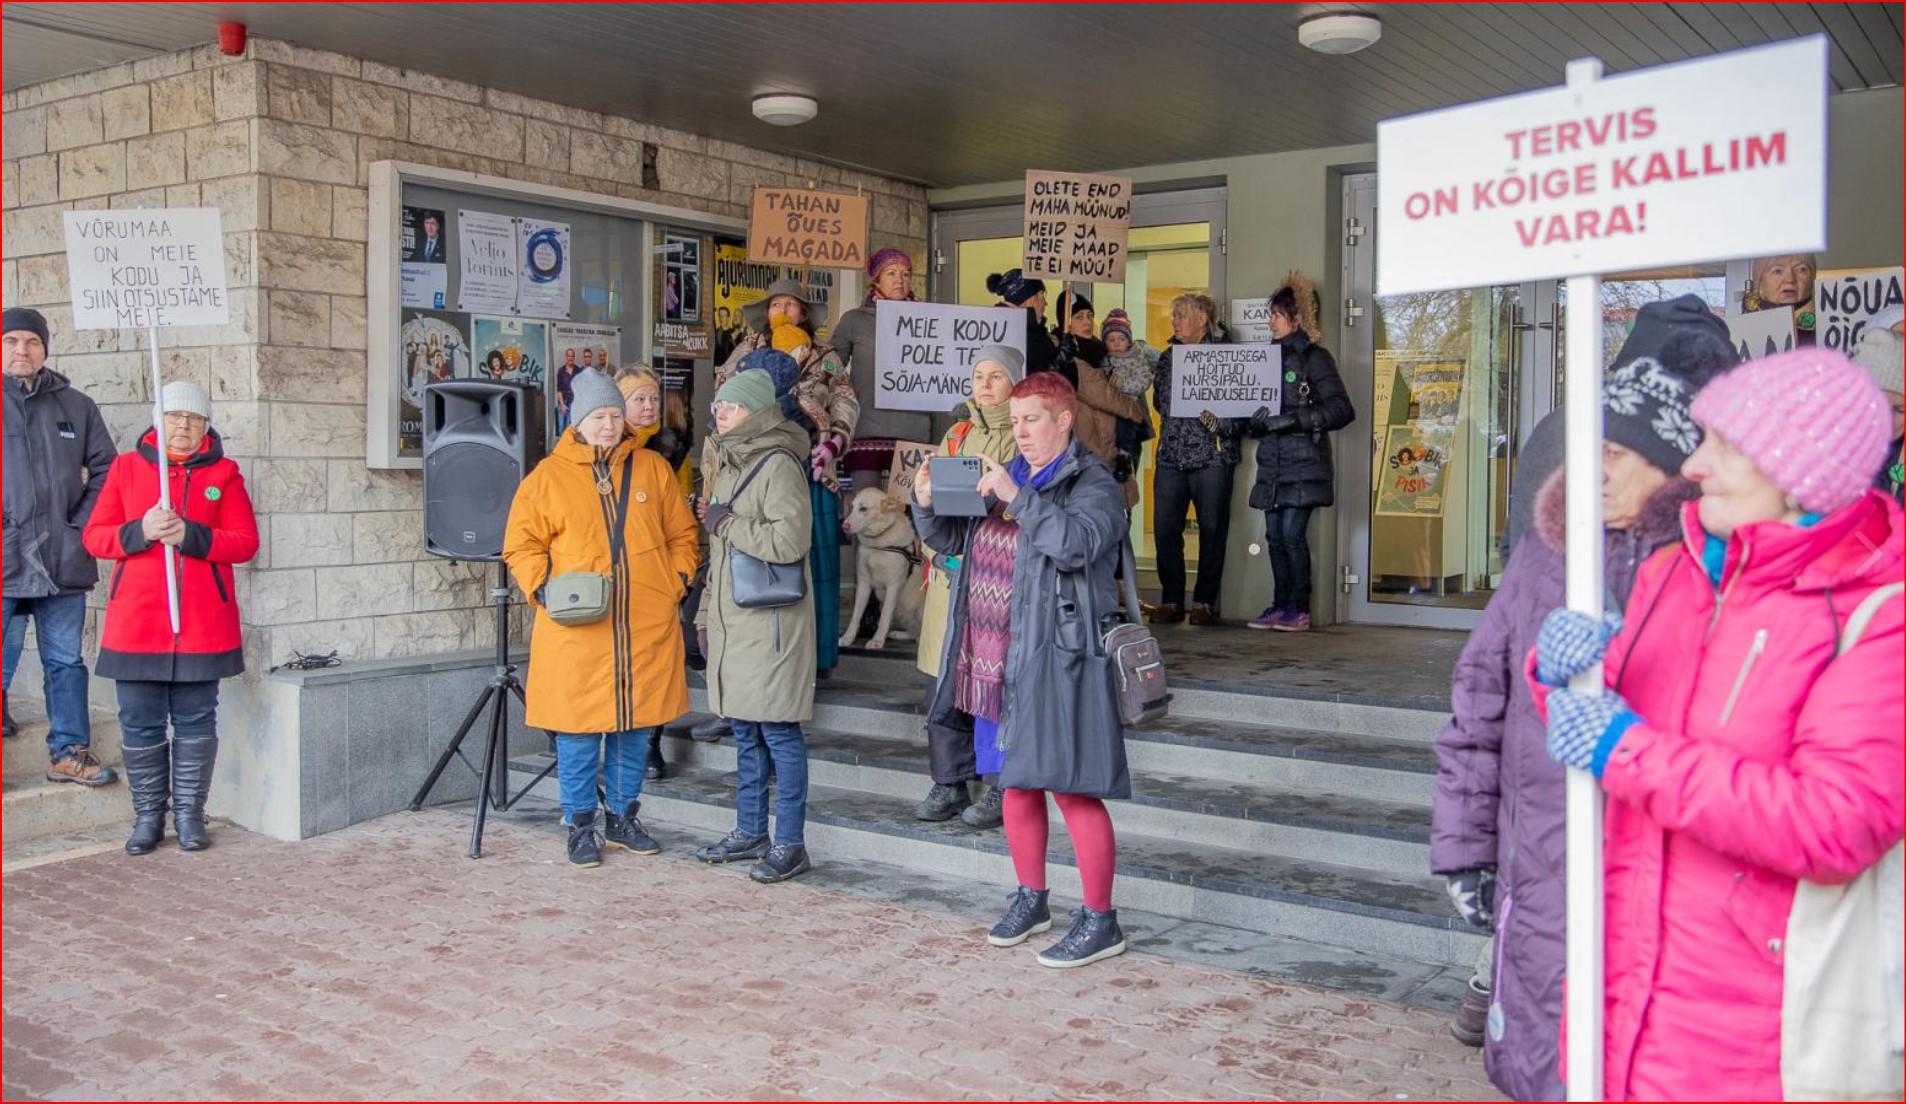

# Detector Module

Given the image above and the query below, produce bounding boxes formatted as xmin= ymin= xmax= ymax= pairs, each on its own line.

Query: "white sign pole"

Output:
xmin=1561 ymin=57 xmax=1607 ymax=1104
xmin=146 ymin=325 xmax=181 ymax=636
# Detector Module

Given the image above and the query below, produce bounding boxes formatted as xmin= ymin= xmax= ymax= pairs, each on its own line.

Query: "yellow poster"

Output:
xmin=712 ymin=242 xmax=836 ymax=365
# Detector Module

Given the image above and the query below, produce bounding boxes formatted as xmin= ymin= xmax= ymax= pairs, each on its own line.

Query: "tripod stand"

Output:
xmin=408 ymin=561 xmax=555 ymax=857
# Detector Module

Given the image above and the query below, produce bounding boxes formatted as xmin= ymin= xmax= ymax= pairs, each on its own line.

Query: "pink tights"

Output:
xmin=1002 ymin=788 xmax=1116 ymax=912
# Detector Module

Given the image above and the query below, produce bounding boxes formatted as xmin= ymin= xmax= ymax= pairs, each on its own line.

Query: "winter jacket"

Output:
xmin=699 ymin=407 xmax=817 ymax=724
xmin=914 ymin=437 xmax=1129 ymax=796
xmin=1585 ymin=490 xmax=1904 ymax=1101
xmin=914 ymin=400 xmax=1020 ymax=678
xmin=3 ymin=367 xmax=117 ymax=598
xmin=82 ymin=429 xmax=258 ymax=682
xmin=1246 ymin=331 xmax=1355 ymax=510
xmin=1071 ymin=360 xmax=1146 ymax=509
xmin=708 ymin=330 xmax=859 ymax=489
xmin=831 ymin=297 xmax=932 ymax=445
xmin=504 ymin=431 xmax=701 ymax=734
xmin=1152 ymin=325 xmax=1245 ymax=470
xmin=1431 ymin=470 xmax=1694 ymax=1102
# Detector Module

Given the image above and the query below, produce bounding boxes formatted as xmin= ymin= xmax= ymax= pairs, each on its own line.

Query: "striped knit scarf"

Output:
xmin=955 ymin=508 xmax=1018 ymax=723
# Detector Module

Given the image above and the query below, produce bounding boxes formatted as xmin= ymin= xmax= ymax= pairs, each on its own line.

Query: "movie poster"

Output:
xmin=549 ymin=322 xmax=622 ymax=432
xmin=712 ymin=241 xmax=835 ymax=364
xmin=472 ymin=316 xmax=548 ymax=387
xmin=653 ymin=232 xmax=712 ymax=359
xmin=397 ymin=309 xmax=472 ymax=456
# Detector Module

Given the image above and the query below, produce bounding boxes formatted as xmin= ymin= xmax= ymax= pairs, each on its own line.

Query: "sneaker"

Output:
xmin=960 ymin=783 xmax=1004 ymax=828
xmin=1246 ymin=606 xmax=1286 ymax=631
xmin=689 ymin=718 xmax=731 ymax=743
xmin=1036 ymin=906 xmax=1128 ymax=968
xmin=986 ymin=886 xmax=1053 ymax=947
xmin=749 ymin=843 xmax=812 ymax=884
xmin=914 ymin=782 xmax=972 ymax=822
xmin=47 ymin=748 xmax=117 ymax=787
xmin=1188 ymin=603 xmax=1220 ymax=626
xmin=1271 ymin=611 xmax=1311 ymax=633
xmin=1450 ymin=977 xmax=1490 ymax=1047
xmin=602 ymin=801 xmax=660 ymax=855
xmin=1147 ymin=603 xmax=1185 ymax=626
xmin=566 ymin=812 xmax=603 ymax=868
xmin=695 ymin=829 xmax=769 ymax=864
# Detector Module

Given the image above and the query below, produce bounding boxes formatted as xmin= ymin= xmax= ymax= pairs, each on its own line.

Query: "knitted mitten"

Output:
xmin=1546 ymin=688 xmax=1636 ymax=778
xmin=1536 ymin=608 xmax=1625 ymax=687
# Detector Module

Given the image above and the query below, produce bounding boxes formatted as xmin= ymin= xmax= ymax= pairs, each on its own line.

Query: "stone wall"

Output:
xmin=3 ymin=37 xmax=930 ymax=675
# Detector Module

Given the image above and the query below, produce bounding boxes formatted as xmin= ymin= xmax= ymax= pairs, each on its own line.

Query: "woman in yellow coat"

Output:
xmin=911 ymin=345 xmax=1023 ymax=827
xmin=503 ymin=369 xmax=701 ymax=868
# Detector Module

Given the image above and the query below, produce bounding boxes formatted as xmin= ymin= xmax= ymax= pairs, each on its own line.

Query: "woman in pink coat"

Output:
xmin=1532 ymin=348 xmax=1904 ymax=1101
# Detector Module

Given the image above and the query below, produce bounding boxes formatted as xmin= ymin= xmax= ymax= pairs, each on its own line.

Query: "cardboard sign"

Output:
xmin=873 ymin=300 xmax=1026 ymax=413
xmin=747 ymin=187 xmax=869 ymax=269
xmin=1023 ymin=170 xmax=1132 ymax=281
xmin=886 ymin=440 xmax=937 ymax=503
xmin=62 ymin=208 xmax=229 ymax=329
xmin=1726 ymin=306 xmax=1797 ymax=361
xmin=1816 ymin=267 xmax=1905 ymax=356
xmin=1171 ymin=344 xmax=1283 ymax=419
xmin=1231 ymin=297 xmax=1273 ymax=343
xmin=1377 ymin=36 xmax=1827 ymax=295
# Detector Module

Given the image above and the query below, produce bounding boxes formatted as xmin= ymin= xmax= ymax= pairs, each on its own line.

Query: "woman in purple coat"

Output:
xmin=1430 ymin=304 xmax=1733 ymax=1100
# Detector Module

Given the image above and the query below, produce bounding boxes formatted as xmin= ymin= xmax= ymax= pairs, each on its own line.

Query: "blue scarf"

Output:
xmin=1701 ymin=512 xmax=1821 ymax=588
xmin=1008 ymin=449 xmax=1068 ymax=492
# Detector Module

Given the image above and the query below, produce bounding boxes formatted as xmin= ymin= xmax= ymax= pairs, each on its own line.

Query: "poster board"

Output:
xmin=712 ymin=241 xmax=837 ymax=363
xmin=886 ymin=440 xmax=937 ymax=503
xmin=872 ymin=301 xmax=1027 ymax=413
xmin=747 ymin=187 xmax=869 ymax=270
xmin=1170 ymin=344 xmax=1283 ymax=419
xmin=1374 ymin=424 xmax=1456 ymax=518
xmin=1023 ymin=169 xmax=1132 ymax=281
xmin=653 ymin=232 xmax=710 ymax=359
xmin=1816 ymin=267 xmax=1905 ymax=356
xmin=1725 ymin=305 xmax=1797 ymax=361
xmin=62 ymin=208 xmax=229 ymax=329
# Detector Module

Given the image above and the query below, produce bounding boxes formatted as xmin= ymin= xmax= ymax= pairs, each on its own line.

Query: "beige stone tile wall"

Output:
xmin=4 ymin=37 xmax=929 ymax=673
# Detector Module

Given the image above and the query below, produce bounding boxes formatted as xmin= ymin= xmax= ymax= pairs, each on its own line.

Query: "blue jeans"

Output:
xmin=115 ymin=680 xmax=220 ymax=749
xmin=1264 ymin=506 xmax=1315 ymax=615
xmin=734 ymin=720 xmax=808 ymax=846
xmin=2 ymin=593 xmax=93 ymax=759
xmin=553 ymin=728 xmax=655 ymax=820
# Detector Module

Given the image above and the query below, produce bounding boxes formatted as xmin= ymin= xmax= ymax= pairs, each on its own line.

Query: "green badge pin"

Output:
xmin=204 ymin=486 xmax=222 ymax=501
xmin=1285 ymin=370 xmax=1298 ymax=383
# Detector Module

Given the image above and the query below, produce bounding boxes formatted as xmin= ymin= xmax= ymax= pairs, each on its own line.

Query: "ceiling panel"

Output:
xmin=3 ymin=3 xmax=1896 ymax=188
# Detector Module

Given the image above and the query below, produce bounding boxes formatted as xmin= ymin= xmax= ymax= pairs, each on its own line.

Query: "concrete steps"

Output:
xmin=3 ymin=706 xmax=130 ymax=853
xmin=506 ymin=649 xmax=1481 ymax=970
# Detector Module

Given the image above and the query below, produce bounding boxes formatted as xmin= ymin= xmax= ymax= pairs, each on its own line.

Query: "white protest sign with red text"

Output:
xmin=1377 ymin=36 xmax=1826 ymax=295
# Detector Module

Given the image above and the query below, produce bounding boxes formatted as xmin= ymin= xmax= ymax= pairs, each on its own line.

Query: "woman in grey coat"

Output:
xmin=911 ymin=371 xmax=1132 ymax=969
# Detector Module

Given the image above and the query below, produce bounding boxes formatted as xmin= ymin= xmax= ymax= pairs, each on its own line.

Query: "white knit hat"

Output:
xmin=1853 ymin=326 xmax=1904 ymax=395
xmin=160 ymin=380 xmax=211 ymax=419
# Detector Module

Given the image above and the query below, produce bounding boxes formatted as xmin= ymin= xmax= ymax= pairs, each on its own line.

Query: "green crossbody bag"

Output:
xmin=544 ymin=453 xmax=634 ymax=627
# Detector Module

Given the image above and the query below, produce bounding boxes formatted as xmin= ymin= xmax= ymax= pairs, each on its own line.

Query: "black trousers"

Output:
xmin=1264 ymin=506 xmax=1316 ymax=615
xmin=922 ymin=674 xmax=976 ymax=785
xmin=1152 ymin=462 xmax=1234 ymax=607
xmin=116 ymin=679 xmax=220 ymax=750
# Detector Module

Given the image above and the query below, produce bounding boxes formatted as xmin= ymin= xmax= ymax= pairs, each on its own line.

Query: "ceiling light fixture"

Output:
xmin=752 ymin=94 xmax=819 ymax=127
xmin=1299 ymin=12 xmax=1381 ymax=55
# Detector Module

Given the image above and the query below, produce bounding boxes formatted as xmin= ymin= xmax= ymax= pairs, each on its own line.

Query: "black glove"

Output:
xmin=1445 ymin=868 xmax=1498 ymax=930
xmin=701 ymin=503 xmax=735 ymax=535
xmin=1252 ymin=407 xmax=1298 ymax=434
xmin=1113 ymin=454 xmax=1134 ymax=484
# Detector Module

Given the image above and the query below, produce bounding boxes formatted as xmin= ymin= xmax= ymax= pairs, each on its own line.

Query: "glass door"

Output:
xmin=933 ymin=189 xmax=1226 ymax=565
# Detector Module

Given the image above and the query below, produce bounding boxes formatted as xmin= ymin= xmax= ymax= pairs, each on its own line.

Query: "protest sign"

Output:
xmin=886 ymin=440 xmax=937 ymax=503
xmin=748 ymin=187 xmax=869 ymax=269
xmin=1726 ymin=306 xmax=1797 ymax=361
xmin=1816 ymin=267 xmax=1904 ymax=356
xmin=1232 ymin=297 xmax=1273 ymax=343
xmin=62 ymin=208 xmax=229 ymax=329
xmin=1023 ymin=170 xmax=1132 ymax=281
xmin=1377 ymin=36 xmax=1826 ymax=295
xmin=1171 ymin=344 xmax=1283 ymax=419
xmin=873 ymin=301 xmax=1026 ymax=413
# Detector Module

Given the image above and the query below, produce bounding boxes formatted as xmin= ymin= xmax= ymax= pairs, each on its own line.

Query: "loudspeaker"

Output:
xmin=422 ymin=380 xmax=545 ymax=561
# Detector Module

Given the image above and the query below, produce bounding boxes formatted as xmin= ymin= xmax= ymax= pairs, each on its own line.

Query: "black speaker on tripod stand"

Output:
xmin=407 ymin=380 xmax=554 ymax=857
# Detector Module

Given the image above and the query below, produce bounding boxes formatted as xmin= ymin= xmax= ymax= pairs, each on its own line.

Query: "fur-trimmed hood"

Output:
xmin=1277 ymin=271 xmax=1323 ymax=342
xmin=1533 ymin=466 xmax=1699 ymax=554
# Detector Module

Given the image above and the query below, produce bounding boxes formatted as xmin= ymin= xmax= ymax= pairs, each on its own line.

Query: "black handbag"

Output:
xmin=724 ymin=448 xmax=808 ymax=609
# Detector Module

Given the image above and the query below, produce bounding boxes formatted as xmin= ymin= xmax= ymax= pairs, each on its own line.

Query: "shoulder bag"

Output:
xmin=724 ymin=448 xmax=808 ymax=609
xmin=1781 ymin=580 xmax=1904 ymax=1101
xmin=544 ymin=453 xmax=634 ymax=627
xmin=1106 ymin=537 xmax=1171 ymax=725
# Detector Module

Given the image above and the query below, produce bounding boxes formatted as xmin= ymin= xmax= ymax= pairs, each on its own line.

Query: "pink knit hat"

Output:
xmin=1688 ymin=347 xmax=1891 ymax=514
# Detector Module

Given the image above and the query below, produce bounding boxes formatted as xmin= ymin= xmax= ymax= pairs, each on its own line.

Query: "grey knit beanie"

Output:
xmin=567 ymin=368 xmax=623 ymax=424
xmin=973 ymin=344 xmax=1025 ymax=383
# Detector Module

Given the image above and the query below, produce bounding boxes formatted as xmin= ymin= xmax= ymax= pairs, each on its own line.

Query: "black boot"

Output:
xmin=960 ymin=782 xmax=1005 ymax=828
xmin=603 ymin=800 xmax=660 ymax=855
xmin=749 ymin=843 xmax=811 ymax=884
xmin=987 ymin=886 xmax=1052 ymax=947
xmin=567 ymin=811 xmax=603 ymax=868
xmin=695 ymin=829 xmax=769 ymax=864
xmin=171 ymin=734 xmax=217 ymax=852
xmin=644 ymin=732 xmax=667 ymax=781
xmin=122 ymin=741 xmax=170 ymax=856
xmin=914 ymin=782 xmax=971 ymax=822
xmin=2 ymin=699 xmax=17 ymax=738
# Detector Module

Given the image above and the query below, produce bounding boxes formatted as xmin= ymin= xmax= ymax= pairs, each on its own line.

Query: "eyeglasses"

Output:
xmin=710 ymin=401 xmax=741 ymax=417
xmin=162 ymin=412 xmax=208 ymax=427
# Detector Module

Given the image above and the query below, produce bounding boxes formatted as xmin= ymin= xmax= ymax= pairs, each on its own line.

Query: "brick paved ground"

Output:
xmin=3 ymin=811 xmax=1498 ymax=1101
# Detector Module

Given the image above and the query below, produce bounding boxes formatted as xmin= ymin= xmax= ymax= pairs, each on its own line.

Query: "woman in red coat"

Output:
xmin=82 ymin=382 xmax=258 ymax=854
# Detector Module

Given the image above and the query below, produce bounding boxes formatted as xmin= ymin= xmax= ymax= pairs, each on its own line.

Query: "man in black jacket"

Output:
xmin=2 ymin=307 xmax=118 ymax=786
